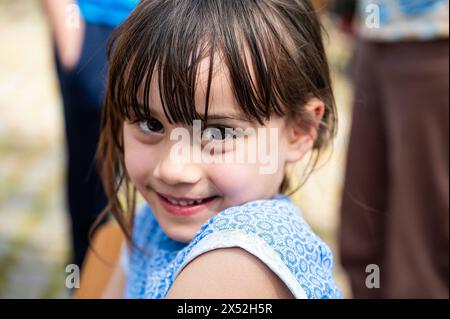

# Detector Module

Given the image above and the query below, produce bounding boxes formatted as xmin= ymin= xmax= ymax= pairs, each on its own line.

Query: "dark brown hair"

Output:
xmin=95 ymin=0 xmax=337 ymax=244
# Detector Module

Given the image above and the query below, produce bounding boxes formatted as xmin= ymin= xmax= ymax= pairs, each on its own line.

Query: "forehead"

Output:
xmin=142 ymin=53 xmax=244 ymax=118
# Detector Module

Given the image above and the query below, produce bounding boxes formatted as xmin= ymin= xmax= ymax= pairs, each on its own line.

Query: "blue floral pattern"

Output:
xmin=123 ymin=195 xmax=343 ymax=299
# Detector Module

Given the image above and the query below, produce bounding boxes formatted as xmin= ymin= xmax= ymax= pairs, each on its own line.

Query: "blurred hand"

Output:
xmin=42 ymin=0 xmax=85 ymax=71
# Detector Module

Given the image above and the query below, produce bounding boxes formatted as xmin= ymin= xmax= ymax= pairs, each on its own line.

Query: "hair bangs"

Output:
xmin=106 ymin=0 xmax=310 ymax=127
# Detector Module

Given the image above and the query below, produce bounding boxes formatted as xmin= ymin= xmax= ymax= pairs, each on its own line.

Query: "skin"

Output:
xmin=42 ymin=0 xmax=85 ymax=71
xmin=104 ymin=54 xmax=325 ymax=299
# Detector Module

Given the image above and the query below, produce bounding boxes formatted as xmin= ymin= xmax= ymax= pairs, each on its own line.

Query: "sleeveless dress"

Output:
xmin=121 ymin=195 xmax=343 ymax=299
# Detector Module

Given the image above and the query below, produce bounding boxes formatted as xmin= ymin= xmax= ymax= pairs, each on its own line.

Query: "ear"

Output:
xmin=285 ymin=97 xmax=325 ymax=163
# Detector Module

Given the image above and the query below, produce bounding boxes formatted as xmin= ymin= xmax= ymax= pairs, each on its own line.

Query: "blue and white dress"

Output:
xmin=121 ymin=194 xmax=343 ymax=299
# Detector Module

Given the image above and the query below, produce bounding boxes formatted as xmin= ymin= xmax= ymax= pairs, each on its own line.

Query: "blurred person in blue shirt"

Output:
xmin=42 ymin=0 xmax=138 ymax=270
xmin=77 ymin=0 xmax=138 ymax=27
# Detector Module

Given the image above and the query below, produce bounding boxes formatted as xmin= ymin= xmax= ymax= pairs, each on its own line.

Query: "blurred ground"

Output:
xmin=0 ymin=0 xmax=353 ymax=298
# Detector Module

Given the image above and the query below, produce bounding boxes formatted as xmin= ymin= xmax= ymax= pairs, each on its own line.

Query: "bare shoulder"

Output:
xmin=166 ymin=248 xmax=294 ymax=299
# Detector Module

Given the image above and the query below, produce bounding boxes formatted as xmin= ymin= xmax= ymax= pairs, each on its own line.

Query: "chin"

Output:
xmin=162 ymin=224 xmax=198 ymax=243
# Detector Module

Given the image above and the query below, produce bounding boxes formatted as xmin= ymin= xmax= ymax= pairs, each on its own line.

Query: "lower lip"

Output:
xmin=156 ymin=193 xmax=218 ymax=217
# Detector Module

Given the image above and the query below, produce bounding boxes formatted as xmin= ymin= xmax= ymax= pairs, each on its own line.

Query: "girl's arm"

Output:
xmin=101 ymin=264 xmax=126 ymax=299
xmin=41 ymin=0 xmax=85 ymax=70
xmin=166 ymin=248 xmax=294 ymax=299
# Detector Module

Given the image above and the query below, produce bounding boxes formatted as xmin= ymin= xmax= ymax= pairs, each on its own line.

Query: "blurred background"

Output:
xmin=0 ymin=0 xmax=447 ymax=299
xmin=0 ymin=0 xmax=70 ymax=298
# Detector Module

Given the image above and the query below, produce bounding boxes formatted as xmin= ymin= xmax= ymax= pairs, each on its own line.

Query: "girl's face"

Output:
xmin=123 ymin=57 xmax=322 ymax=242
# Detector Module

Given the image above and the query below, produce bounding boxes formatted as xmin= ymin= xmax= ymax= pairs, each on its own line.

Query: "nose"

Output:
xmin=153 ymin=150 xmax=203 ymax=186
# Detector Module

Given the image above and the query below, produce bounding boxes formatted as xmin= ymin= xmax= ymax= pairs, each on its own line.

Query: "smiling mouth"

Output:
xmin=157 ymin=193 xmax=219 ymax=207
xmin=156 ymin=192 xmax=220 ymax=217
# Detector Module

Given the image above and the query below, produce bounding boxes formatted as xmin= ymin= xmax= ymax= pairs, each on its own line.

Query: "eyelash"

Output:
xmin=131 ymin=117 xmax=242 ymax=143
xmin=201 ymin=126 xmax=237 ymax=143
xmin=131 ymin=117 xmax=165 ymax=135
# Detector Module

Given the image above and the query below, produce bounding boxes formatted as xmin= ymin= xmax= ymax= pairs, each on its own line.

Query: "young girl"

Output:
xmin=97 ymin=0 xmax=343 ymax=299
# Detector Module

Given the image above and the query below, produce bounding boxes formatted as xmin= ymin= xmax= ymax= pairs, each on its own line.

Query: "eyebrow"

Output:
xmin=204 ymin=113 xmax=250 ymax=122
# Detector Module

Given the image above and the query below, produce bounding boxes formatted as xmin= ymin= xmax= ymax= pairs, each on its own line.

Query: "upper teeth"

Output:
xmin=168 ymin=198 xmax=204 ymax=206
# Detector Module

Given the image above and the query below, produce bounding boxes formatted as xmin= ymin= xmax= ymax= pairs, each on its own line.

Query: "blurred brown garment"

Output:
xmin=340 ymin=39 xmax=449 ymax=298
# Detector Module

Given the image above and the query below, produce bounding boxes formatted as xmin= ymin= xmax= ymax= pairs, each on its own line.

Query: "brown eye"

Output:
xmin=202 ymin=126 xmax=234 ymax=142
xmin=139 ymin=118 xmax=164 ymax=134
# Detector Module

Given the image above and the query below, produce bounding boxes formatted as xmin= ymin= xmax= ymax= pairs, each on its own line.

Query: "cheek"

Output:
xmin=123 ymin=135 xmax=156 ymax=188
xmin=207 ymin=164 xmax=255 ymax=204
xmin=207 ymin=125 xmax=289 ymax=204
xmin=206 ymin=163 xmax=282 ymax=206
